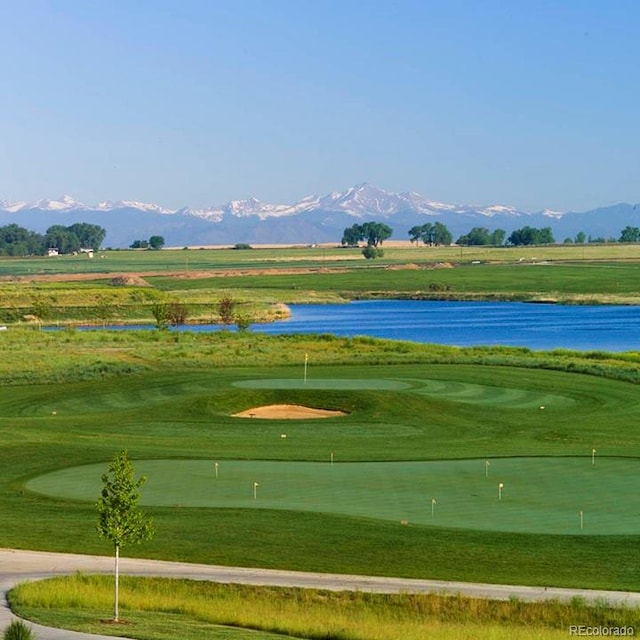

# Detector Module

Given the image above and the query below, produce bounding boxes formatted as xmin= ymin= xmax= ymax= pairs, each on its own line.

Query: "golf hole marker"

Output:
xmin=498 ymin=482 xmax=504 ymax=501
xmin=253 ymin=481 xmax=259 ymax=500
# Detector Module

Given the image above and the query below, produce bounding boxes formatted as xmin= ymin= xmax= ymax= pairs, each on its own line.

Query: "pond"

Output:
xmin=153 ymin=300 xmax=640 ymax=352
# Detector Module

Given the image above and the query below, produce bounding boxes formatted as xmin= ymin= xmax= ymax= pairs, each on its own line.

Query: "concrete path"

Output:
xmin=2 ymin=548 xmax=640 ymax=639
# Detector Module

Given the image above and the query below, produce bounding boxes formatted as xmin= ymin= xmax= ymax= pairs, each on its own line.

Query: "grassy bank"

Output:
xmin=11 ymin=575 xmax=639 ymax=640
xmin=0 ymin=245 xmax=639 ymax=328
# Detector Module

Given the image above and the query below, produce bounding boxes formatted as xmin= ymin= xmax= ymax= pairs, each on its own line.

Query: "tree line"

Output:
xmin=0 ymin=222 xmax=106 ymax=256
xmin=342 ymin=221 xmax=640 ymax=255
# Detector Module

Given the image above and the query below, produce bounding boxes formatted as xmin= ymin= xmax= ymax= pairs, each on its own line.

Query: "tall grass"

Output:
xmin=0 ymin=328 xmax=637 ymax=387
xmin=2 ymin=620 xmax=35 ymax=640
xmin=12 ymin=575 xmax=639 ymax=640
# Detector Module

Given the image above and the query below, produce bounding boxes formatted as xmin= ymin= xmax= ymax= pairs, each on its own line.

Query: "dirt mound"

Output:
xmin=387 ymin=263 xmax=421 ymax=270
xmin=232 ymin=404 xmax=346 ymax=419
xmin=110 ymin=275 xmax=151 ymax=287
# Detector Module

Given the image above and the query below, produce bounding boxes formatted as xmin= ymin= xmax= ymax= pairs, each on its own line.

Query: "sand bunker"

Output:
xmin=232 ymin=404 xmax=346 ymax=419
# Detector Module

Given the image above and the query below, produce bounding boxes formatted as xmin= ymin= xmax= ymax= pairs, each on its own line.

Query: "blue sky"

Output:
xmin=2 ymin=1 xmax=639 ymax=212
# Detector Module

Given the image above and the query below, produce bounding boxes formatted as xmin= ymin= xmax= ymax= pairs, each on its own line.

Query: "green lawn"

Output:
xmin=27 ymin=457 xmax=640 ymax=534
xmin=146 ymin=261 xmax=640 ymax=299
xmin=1 ymin=333 xmax=640 ymax=589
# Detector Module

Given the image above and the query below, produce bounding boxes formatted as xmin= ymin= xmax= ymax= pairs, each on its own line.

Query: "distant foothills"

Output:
xmin=1 ymin=183 xmax=640 ymax=249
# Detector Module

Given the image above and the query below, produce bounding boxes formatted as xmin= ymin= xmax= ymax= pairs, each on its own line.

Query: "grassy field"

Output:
xmin=1 ymin=242 xmax=640 ymax=277
xmin=2 ymin=244 xmax=640 ymax=638
xmin=1 ymin=330 xmax=640 ymax=590
xmin=1 ymin=244 xmax=640 ymax=328
xmin=11 ymin=574 xmax=640 ymax=640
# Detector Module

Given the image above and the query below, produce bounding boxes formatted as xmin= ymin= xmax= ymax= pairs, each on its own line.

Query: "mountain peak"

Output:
xmin=0 ymin=185 xmax=633 ymax=248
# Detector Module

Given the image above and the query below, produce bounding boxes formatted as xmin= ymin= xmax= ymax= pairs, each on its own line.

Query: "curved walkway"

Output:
xmin=2 ymin=548 xmax=640 ymax=639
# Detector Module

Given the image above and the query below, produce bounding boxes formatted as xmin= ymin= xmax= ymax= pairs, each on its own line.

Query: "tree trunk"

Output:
xmin=114 ymin=543 xmax=120 ymax=622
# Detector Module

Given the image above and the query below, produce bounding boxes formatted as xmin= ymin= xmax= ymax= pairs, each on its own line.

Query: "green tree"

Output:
xmin=508 ymin=226 xmax=555 ymax=246
xmin=151 ymin=302 xmax=170 ymax=329
xmin=456 ymin=227 xmax=491 ymax=246
xmin=537 ymin=226 xmax=555 ymax=244
xmin=432 ymin=222 xmax=452 ymax=246
xmin=96 ymin=451 xmax=154 ymax=623
xmin=361 ymin=221 xmax=392 ymax=247
xmin=167 ymin=301 xmax=188 ymax=326
xmin=341 ymin=223 xmax=364 ymax=246
xmin=341 ymin=222 xmax=392 ymax=247
xmin=0 ymin=224 xmax=44 ymax=256
xmin=575 ymin=231 xmax=586 ymax=244
xmin=149 ymin=235 xmax=165 ymax=250
xmin=217 ymin=294 xmax=237 ymax=325
xmin=490 ymin=229 xmax=506 ymax=246
xmin=408 ymin=224 xmax=424 ymax=245
xmin=619 ymin=226 xmax=640 ymax=243
xmin=67 ymin=222 xmax=106 ymax=250
xmin=362 ymin=244 xmax=383 ymax=259
xmin=44 ymin=225 xmax=81 ymax=254
xmin=235 ymin=312 xmax=252 ymax=331
xmin=130 ymin=239 xmax=149 ymax=249
xmin=408 ymin=222 xmax=452 ymax=246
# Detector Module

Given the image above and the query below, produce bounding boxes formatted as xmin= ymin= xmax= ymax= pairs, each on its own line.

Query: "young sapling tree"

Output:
xmin=96 ymin=450 xmax=155 ymax=622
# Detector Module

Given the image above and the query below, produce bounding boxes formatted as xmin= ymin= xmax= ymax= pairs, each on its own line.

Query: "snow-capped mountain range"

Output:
xmin=0 ymin=184 xmax=637 ymax=247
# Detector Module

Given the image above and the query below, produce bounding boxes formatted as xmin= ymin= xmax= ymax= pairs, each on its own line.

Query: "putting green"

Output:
xmin=26 ymin=457 xmax=640 ymax=535
xmin=233 ymin=378 xmax=411 ymax=390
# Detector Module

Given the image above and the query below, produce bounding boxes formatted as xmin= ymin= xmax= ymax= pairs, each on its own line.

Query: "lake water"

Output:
xmin=168 ymin=300 xmax=639 ymax=352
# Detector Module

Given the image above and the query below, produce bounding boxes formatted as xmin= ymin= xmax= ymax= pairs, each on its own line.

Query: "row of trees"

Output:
xmin=342 ymin=221 xmax=640 ymax=251
xmin=130 ymin=235 xmax=165 ymax=250
xmin=343 ymin=221 xmax=553 ymax=251
xmin=409 ymin=222 xmax=453 ymax=246
xmin=150 ymin=294 xmax=251 ymax=330
xmin=0 ymin=222 xmax=106 ymax=256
